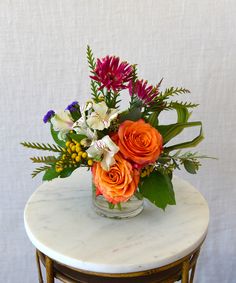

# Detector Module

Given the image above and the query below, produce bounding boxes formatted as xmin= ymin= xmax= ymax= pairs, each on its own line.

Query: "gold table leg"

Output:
xmin=182 ymin=259 xmax=190 ymax=283
xmin=36 ymin=250 xmax=44 ymax=283
xmin=45 ymin=256 xmax=54 ymax=283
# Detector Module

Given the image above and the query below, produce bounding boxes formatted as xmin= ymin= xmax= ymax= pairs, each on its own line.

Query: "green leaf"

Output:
xmin=68 ymin=133 xmax=87 ymax=143
xmin=139 ymin=171 xmax=176 ymax=210
xmin=43 ymin=166 xmax=60 ymax=181
xmin=165 ymin=125 xmax=204 ymax=152
xmin=70 ymin=109 xmax=81 ymax=122
xmin=157 ymin=121 xmax=202 ymax=145
xmin=148 ymin=112 xmax=159 ymax=127
xmin=50 ymin=125 xmax=66 ymax=147
xmin=174 ymin=105 xmax=191 ymax=124
xmin=183 ymin=160 xmax=197 ymax=174
xmin=119 ymin=108 xmax=142 ymax=123
xmin=171 ymin=105 xmax=191 ymax=138
xmin=59 ymin=167 xmax=76 ymax=178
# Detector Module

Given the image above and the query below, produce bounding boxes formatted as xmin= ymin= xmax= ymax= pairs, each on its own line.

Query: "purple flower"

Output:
xmin=43 ymin=110 xmax=55 ymax=123
xmin=66 ymin=101 xmax=79 ymax=112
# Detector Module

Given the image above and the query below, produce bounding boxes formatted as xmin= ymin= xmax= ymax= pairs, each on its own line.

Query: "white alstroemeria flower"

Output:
xmin=73 ymin=115 xmax=97 ymax=146
xmin=51 ymin=110 xmax=74 ymax=140
xmin=87 ymin=135 xmax=119 ymax=171
xmin=86 ymin=101 xmax=118 ymax=131
xmin=73 ymin=101 xmax=97 ymax=146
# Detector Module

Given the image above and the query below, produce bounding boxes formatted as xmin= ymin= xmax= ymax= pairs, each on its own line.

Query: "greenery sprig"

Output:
xmin=86 ymin=45 xmax=96 ymax=72
xmin=31 ymin=165 xmax=51 ymax=178
xmin=158 ymin=87 xmax=190 ymax=100
xmin=21 ymin=142 xmax=63 ymax=153
xmin=30 ymin=156 xmax=58 ymax=164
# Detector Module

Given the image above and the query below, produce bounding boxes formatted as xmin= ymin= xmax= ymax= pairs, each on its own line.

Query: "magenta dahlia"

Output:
xmin=90 ymin=56 xmax=133 ymax=92
xmin=129 ymin=79 xmax=160 ymax=104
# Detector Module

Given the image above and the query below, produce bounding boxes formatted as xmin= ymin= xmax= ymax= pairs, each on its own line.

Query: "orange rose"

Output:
xmin=92 ymin=153 xmax=140 ymax=204
xmin=116 ymin=119 xmax=163 ymax=166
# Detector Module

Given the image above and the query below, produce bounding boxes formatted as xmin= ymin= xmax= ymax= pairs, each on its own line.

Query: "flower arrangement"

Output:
xmin=21 ymin=46 xmax=209 ymax=211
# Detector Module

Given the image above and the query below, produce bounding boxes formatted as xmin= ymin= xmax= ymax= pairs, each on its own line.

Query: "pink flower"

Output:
xmin=90 ymin=56 xmax=133 ymax=92
xmin=129 ymin=79 xmax=160 ymax=104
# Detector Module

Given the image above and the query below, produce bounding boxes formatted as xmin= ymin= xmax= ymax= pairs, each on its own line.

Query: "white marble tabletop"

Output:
xmin=24 ymin=168 xmax=209 ymax=274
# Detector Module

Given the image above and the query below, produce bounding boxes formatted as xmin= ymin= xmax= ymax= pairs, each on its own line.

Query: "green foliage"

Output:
xmin=158 ymin=87 xmax=190 ymax=100
xmin=91 ymin=80 xmax=100 ymax=103
xmin=139 ymin=171 xmax=176 ymax=210
xmin=86 ymin=45 xmax=96 ymax=71
xmin=69 ymin=107 xmax=81 ymax=122
xmin=148 ymin=112 xmax=159 ymax=127
xmin=158 ymin=121 xmax=202 ymax=145
xmin=21 ymin=141 xmax=63 ymax=153
xmin=104 ymin=91 xmax=121 ymax=109
xmin=43 ymin=166 xmax=60 ymax=181
xmin=117 ymin=203 xmax=122 ymax=210
xmin=157 ymin=151 xmax=214 ymax=175
xmin=108 ymin=203 xmax=115 ymax=209
xmin=183 ymin=160 xmax=198 ymax=174
xmin=119 ymin=107 xmax=142 ymax=123
xmin=168 ymin=101 xmax=199 ymax=109
xmin=30 ymin=156 xmax=58 ymax=164
xmin=59 ymin=167 xmax=76 ymax=178
xmin=134 ymin=191 xmax=144 ymax=200
xmin=129 ymin=96 xmax=143 ymax=110
xmin=87 ymin=45 xmax=102 ymax=102
xmin=144 ymin=86 xmax=192 ymax=116
xmin=164 ymin=124 xmax=204 ymax=152
xmin=42 ymin=165 xmax=77 ymax=181
xmin=174 ymin=105 xmax=191 ymax=124
xmin=67 ymin=133 xmax=87 ymax=143
xmin=31 ymin=165 xmax=51 ymax=178
xmin=50 ymin=125 xmax=66 ymax=147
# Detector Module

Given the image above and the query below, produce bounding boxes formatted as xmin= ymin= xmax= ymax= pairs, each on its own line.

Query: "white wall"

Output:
xmin=0 ymin=1 xmax=235 ymax=282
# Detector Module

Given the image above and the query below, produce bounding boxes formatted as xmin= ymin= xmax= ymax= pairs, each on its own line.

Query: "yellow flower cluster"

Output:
xmin=140 ymin=165 xmax=154 ymax=178
xmin=55 ymin=140 xmax=93 ymax=173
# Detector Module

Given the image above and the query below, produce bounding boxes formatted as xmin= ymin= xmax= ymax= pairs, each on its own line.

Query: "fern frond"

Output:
xmin=30 ymin=156 xmax=58 ymax=164
xmin=86 ymin=45 xmax=96 ymax=72
xmin=31 ymin=165 xmax=51 ymax=178
xmin=158 ymin=87 xmax=190 ymax=100
xmin=21 ymin=142 xmax=63 ymax=153
xmin=91 ymin=80 xmax=100 ymax=102
xmin=168 ymin=101 xmax=199 ymax=109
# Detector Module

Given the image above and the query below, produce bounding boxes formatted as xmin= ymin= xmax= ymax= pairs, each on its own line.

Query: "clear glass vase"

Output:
xmin=92 ymin=184 xmax=144 ymax=219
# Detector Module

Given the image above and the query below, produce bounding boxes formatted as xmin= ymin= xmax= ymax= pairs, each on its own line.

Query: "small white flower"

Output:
xmin=73 ymin=108 xmax=97 ymax=146
xmin=87 ymin=135 xmax=119 ymax=171
xmin=86 ymin=101 xmax=118 ymax=131
xmin=51 ymin=110 xmax=74 ymax=140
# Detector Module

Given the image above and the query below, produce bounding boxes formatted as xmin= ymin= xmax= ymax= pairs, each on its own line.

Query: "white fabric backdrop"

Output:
xmin=0 ymin=1 xmax=235 ymax=282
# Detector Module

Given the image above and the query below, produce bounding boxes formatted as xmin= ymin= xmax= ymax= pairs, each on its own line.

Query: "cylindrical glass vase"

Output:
xmin=92 ymin=185 xmax=144 ymax=219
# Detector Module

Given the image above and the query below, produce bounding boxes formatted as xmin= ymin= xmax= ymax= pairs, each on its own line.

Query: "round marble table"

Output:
xmin=24 ymin=169 xmax=209 ymax=283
